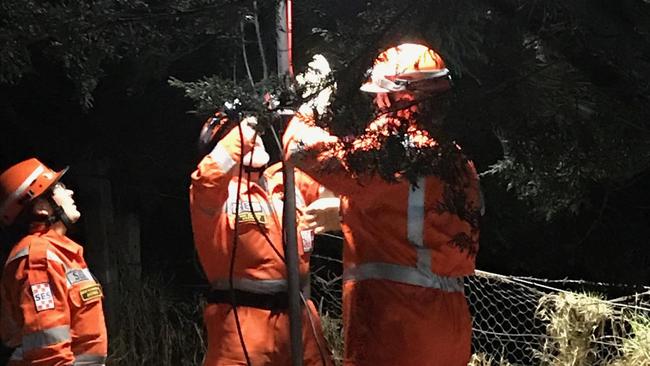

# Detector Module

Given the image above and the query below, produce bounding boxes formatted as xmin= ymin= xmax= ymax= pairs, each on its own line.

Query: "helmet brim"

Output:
xmin=53 ymin=167 xmax=69 ymax=186
xmin=359 ymin=82 xmax=391 ymax=93
xmin=43 ymin=166 xmax=69 ymax=195
xmin=360 ymin=69 xmax=451 ymax=94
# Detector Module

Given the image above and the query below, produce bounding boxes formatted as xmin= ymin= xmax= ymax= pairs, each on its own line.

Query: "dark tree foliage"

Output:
xmin=2 ymin=0 xmax=650 ymax=283
xmin=0 ymin=0 xmax=247 ymax=107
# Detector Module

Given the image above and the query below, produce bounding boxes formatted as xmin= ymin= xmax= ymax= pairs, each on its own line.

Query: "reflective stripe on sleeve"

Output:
xmin=73 ymin=353 xmax=107 ymax=365
xmin=343 ymin=263 xmax=464 ymax=292
xmin=22 ymin=325 xmax=71 ymax=351
xmin=5 ymin=248 xmax=66 ymax=268
xmin=209 ymin=143 xmax=237 ymax=172
xmin=5 ymin=247 xmax=29 ymax=266
xmin=5 ymin=248 xmax=70 ymax=288
xmin=46 ymin=250 xmax=66 ymax=267
xmin=295 ymin=188 xmax=306 ymax=208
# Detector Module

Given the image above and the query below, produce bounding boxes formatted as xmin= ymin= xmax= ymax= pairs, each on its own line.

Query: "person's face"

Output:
xmin=373 ymin=93 xmax=392 ymax=110
xmin=51 ymin=182 xmax=81 ymax=223
xmin=373 ymin=91 xmax=416 ymax=112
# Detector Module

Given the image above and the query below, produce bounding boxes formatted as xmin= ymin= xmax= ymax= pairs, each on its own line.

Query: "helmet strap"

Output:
xmin=46 ymin=196 xmax=73 ymax=229
xmin=243 ymin=165 xmax=266 ymax=174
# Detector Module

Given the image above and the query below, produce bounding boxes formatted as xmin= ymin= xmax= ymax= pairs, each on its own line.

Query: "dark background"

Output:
xmin=1 ymin=0 xmax=649 ymax=299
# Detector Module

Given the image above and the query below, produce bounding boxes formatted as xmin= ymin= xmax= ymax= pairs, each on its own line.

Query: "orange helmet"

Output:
xmin=360 ymin=43 xmax=451 ymax=94
xmin=0 ymin=158 xmax=68 ymax=227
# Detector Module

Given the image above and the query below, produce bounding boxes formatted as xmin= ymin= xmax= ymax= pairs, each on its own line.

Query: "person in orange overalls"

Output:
xmin=0 ymin=158 xmax=107 ymax=365
xmin=190 ymin=113 xmax=333 ymax=366
xmin=284 ymin=43 xmax=483 ymax=366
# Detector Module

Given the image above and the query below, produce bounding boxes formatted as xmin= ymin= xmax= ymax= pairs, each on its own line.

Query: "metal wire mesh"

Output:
xmin=468 ymin=271 xmax=650 ymax=366
xmin=309 ymin=239 xmax=650 ymax=366
xmin=467 ymin=271 xmax=548 ymax=365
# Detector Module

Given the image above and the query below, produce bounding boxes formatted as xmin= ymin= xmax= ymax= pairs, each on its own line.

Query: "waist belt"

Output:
xmin=207 ymin=289 xmax=289 ymax=310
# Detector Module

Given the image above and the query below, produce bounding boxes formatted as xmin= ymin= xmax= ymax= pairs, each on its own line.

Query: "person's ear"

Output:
xmin=31 ymin=198 xmax=52 ymax=217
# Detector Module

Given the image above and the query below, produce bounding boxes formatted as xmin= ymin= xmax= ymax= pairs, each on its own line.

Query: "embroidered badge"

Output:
xmin=236 ymin=212 xmax=266 ymax=224
xmin=229 ymin=201 xmax=267 ymax=224
xmin=79 ymin=284 xmax=103 ymax=303
xmin=300 ymin=230 xmax=314 ymax=253
xmin=31 ymin=283 xmax=55 ymax=312
xmin=66 ymin=268 xmax=92 ymax=285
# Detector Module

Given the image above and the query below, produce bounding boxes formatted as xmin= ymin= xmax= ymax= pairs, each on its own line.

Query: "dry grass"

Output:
xmin=535 ymin=292 xmax=613 ymax=366
xmin=320 ymin=310 xmax=344 ymax=366
xmin=107 ymin=274 xmax=206 ymax=366
xmin=609 ymin=313 xmax=650 ymax=366
xmin=468 ymin=352 xmax=513 ymax=366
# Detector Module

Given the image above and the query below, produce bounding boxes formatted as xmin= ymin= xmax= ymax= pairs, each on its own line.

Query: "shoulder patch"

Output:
xmin=31 ymin=282 xmax=55 ymax=312
xmin=79 ymin=284 xmax=103 ymax=303
xmin=66 ymin=268 xmax=92 ymax=285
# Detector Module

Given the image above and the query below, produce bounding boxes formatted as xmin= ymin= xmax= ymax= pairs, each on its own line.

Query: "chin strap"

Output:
xmin=243 ymin=164 xmax=267 ymax=174
xmin=46 ymin=196 xmax=73 ymax=229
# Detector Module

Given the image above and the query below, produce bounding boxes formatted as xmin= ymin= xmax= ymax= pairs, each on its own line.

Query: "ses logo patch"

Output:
xmin=31 ymin=282 xmax=55 ymax=312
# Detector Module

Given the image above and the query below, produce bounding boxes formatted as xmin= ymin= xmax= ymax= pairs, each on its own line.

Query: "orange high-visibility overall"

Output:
xmin=285 ymin=115 xmax=481 ymax=366
xmin=190 ymin=131 xmax=333 ymax=366
xmin=1 ymin=229 xmax=107 ymax=366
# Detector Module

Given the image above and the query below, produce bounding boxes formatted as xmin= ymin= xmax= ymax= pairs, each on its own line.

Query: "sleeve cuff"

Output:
xmin=209 ymin=143 xmax=238 ymax=173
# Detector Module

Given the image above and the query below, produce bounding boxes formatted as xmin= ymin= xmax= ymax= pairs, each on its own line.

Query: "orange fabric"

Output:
xmin=342 ymin=281 xmax=471 ymax=366
xmin=190 ymin=159 xmax=318 ymax=282
xmin=0 ymin=158 xmax=66 ymax=227
xmin=0 ymin=229 xmax=107 ymax=365
xmin=203 ymin=300 xmax=330 ymax=366
xmin=285 ymin=116 xmax=481 ymax=365
xmin=190 ymin=140 xmax=332 ymax=365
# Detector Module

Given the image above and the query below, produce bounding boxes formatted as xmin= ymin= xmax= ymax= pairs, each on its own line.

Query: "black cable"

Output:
xmin=229 ymin=122 xmax=252 ymax=366
xmin=245 ymin=172 xmax=286 ymax=262
xmin=244 ymin=133 xmax=285 ymax=262
xmin=245 ymin=123 xmax=330 ymax=365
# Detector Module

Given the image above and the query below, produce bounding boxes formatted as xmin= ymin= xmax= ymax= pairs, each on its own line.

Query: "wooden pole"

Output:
xmin=277 ymin=1 xmax=303 ymax=365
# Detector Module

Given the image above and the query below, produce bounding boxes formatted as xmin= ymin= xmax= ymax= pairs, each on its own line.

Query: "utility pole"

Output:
xmin=276 ymin=1 xmax=303 ymax=365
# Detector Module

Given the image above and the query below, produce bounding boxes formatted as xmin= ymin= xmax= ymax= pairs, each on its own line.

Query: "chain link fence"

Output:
xmin=467 ymin=271 xmax=650 ymax=366
xmin=310 ymin=238 xmax=650 ymax=366
xmin=106 ymin=235 xmax=650 ymax=365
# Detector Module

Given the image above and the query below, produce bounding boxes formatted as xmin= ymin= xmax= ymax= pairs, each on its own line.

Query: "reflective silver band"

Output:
xmin=10 ymin=347 xmax=23 ymax=360
xmin=407 ymin=177 xmax=425 ymax=248
xmin=210 ymin=143 xmax=237 ymax=173
xmin=0 ymin=165 xmax=45 ymax=218
xmin=5 ymin=247 xmax=66 ymax=267
xmin=73 ymin=353 xmax=107 ymax=365
xmin=211 ymin=276 xmax=309 ymax=294
xmin=5 ymin=247 xmax=29 ymax=266
xmin=5 ymin=248 xmax=70 ymax=287
xmin=343 ymin=262 xmax=464 ymax=292
xmin=295 ymin=188 xmax=306 ymax=208
xmin=22 ymin=325 xmax=71 ymax=351
xmin=47 ymin=250 xmax=66 ymax=267
xmin=408 ymin=177 xmax=433 ymax=272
